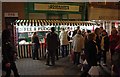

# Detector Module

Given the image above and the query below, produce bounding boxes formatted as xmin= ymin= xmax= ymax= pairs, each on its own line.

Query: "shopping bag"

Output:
xmin=83 ymin=59 xmax=88 ymax=65
xmin=88 ymin=66 xmax=99 ymax=75
xmin=81 ymin=59 xmax=88 ymax=71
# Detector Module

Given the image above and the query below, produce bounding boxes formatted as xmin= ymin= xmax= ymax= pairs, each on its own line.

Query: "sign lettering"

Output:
xmin=34 ymin=4 xmax=80 ymax=12
xmin=48 ymin=5 xmax=69 ymax=10
xmin=99 ymin=16 xmax=120 ymax=20
xmin=4 ymin=12 xmax=18 ymax=17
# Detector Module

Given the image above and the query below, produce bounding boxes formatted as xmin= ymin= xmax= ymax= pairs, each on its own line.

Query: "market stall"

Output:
xmin=13 ymin=19 xmax=97 ymax=59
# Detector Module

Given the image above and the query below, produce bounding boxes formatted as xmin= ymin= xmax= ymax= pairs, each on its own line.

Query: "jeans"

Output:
xmin=74 ymin=52 xmax=80 ymax=65
xmin=46 ymin=50 xmax=56 ymax=65
xmin=61 ymin=45 xmax=68 ymax=57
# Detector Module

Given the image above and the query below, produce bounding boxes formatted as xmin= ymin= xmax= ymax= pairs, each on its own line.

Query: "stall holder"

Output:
xmin=13 ymin=20 xmax=96 ymax=59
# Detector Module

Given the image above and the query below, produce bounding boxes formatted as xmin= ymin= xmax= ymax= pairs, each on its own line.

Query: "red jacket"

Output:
xmin=109 ymin=35 xmax=120 ymax=50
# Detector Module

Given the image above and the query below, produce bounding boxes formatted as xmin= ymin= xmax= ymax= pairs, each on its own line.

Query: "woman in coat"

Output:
xmin=85 ymin=33 xmax=98 ymax=67
xmin=72 ymin=30 xmax=84 ymax=65
xmin=59 ymin=28 xmax=69 ymax=57
xmin=81 ymin=33 xmax=98 ymax=77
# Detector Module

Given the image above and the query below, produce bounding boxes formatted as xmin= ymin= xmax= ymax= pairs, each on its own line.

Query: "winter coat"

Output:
xmin=85 ymin=40 xmax=98 ymax=66
xmin=46 ymin=32 xmax=59 ymax=51
xmin=2 ymin=40 xmax=17 ymax=63
xmin=59 ymin=31 xmax=69 ymax=45
xmin=31 ymin=35 xmax=40 ymax=49
xmin=72 ymin=34 xmax=84 ymax=52
xmin=109 ymin=35 xmax=120 ymax=50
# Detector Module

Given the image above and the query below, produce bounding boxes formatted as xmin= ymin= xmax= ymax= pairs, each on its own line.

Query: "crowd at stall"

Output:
xmin=31 ymin=26 xmax=120 ymax=76
xmin=2 ymin=25 xmax=120 ymax=77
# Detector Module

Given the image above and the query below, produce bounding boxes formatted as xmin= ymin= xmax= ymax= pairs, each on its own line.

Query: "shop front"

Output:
xmin=25 ymin=2 xmax=88 ymax=20
xmin=9 ymin=2 xmax=89 ymax=59
xmin=88 ymin=6 xmax=120 ymax=35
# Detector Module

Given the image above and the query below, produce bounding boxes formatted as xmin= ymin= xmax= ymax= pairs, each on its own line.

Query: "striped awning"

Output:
xmin=14 ymin=19 xmax=96 ymax=26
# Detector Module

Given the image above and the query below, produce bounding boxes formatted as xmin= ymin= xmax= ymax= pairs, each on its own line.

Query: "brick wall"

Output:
xmin=2 ymin=2 xmax=25 ymax=30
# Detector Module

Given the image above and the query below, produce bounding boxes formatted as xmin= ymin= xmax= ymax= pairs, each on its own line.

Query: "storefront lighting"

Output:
xmin=92 ymin=20 xmax=95 ymax=22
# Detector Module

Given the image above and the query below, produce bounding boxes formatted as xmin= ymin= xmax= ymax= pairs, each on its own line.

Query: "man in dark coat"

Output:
xmin=85 ymin=33 xmax=98 ymax=67
xmin=46 ymin=27 xmax=59 ymax=66
xmin=2 ymin=29 xmax=20 ymax=77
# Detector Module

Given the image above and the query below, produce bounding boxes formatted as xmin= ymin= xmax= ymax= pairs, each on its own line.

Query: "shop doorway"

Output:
xmin=5 ymin=17 xmax=18 ymax=28
xmin=5 ymin=17 xmax=18 ymax=44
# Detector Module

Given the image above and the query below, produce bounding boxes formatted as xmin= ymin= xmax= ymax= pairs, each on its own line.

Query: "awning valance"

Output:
xmin=14 ymin=19 xmax=96 ymax=26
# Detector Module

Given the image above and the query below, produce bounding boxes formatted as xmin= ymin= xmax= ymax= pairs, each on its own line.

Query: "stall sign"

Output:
xmin=88 ymin=7 xmax=120 ymax=20
xmin=17 ymin=26 xmax=43 ymax=32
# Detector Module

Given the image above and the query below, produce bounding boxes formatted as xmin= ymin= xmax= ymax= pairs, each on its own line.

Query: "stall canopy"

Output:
xmin=14 ymin=19 xmax=96 ymax=26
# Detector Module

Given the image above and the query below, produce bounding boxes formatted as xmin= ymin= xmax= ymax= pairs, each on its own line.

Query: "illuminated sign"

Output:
xmin=34 ymin=4 xmax=80 ymax=12
xmin=48 ymin=4 xmax=69 ymax=10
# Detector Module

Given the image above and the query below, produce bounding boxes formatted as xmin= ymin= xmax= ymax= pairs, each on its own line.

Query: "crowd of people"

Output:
xmin=2 ymin=26 xmax=120 ymax=77
xmin=72 ymin=26 xmax=120 ymax=76
xmin=44 ymin=26 xmax=120 ymax=76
